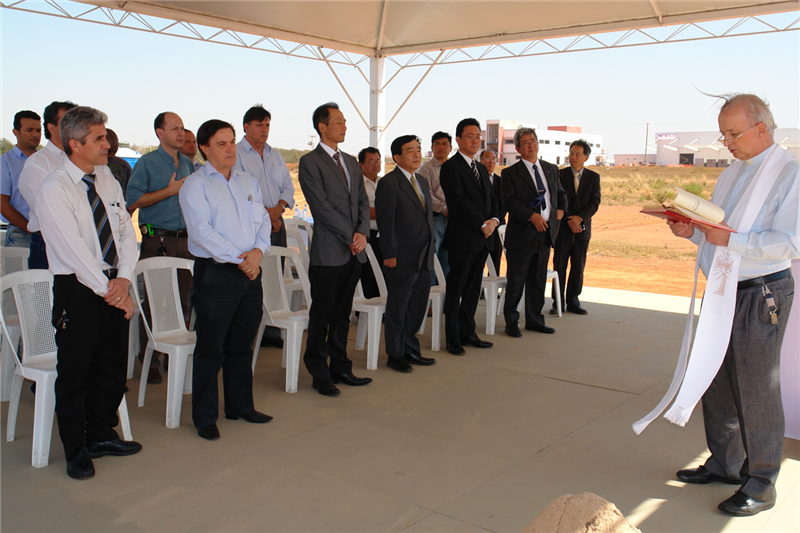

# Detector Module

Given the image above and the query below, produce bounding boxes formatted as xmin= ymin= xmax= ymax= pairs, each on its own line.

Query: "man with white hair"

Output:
xmin=666 ymin=94 xmax=798 ymax=516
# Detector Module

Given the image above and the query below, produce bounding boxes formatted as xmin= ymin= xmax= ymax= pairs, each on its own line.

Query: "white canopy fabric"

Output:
xmin=83 ymin=0 xmax=798 ymax=57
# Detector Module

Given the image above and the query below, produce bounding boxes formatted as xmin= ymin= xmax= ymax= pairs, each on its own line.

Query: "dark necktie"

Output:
xmin=532 ymin=164 xmax=547 ymax=211
xmin=471 ymin=160 xmax=484 ymax=192
xmin=332 ymin=152 xmax=349 ymax=190
xmin=82 ymin=174 xmax=118 ymax=268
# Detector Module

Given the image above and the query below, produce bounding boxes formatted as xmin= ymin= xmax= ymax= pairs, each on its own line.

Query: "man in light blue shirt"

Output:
xmin=180 ymin=119 xmax=273 ymax=441
xmin=1 ymin=110 xmax=41 ymax=251
xmin=669 ymin=94 xmax=798 ymax=517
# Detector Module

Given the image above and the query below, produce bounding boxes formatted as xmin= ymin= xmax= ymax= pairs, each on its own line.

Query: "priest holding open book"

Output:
xmin=634 ymin=94 xmax=799 ymax=517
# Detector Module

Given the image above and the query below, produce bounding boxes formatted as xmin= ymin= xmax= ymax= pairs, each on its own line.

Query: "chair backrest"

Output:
xmin=485 ymin=256 xmax=499 ymax=278
xmin=285 ymin=228 xmax=310 ymax=269
xmin=285 ymin=218 xmax=313 ymax=247
xmin=433 ymin=254 xmax=446 ymax=287
xmin=497 ymin=224 xmax=507 ymax=247
xmin=260 ymin=252 xmax=290 ymax=317
xmin=364 ymin=243 xmax=387 ymax=297
xmin=1 ymin=246 xmax=30 ymax=276
xmin=267 ymin=246 xmax=311 ymax=305
xmin=0 ymin=270 xmax=57 ymax=367
xmin=133 ymin=257 xmax=194 ymax=338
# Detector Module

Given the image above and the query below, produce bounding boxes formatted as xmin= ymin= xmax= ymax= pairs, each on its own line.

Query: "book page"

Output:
xmin=666 ymin=187 xmax=725 ymax=224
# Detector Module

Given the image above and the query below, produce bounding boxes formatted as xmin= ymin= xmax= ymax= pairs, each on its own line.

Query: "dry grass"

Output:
xmin=589 ymin=239 xmax=698 ymax=262
xmin=597 ymin=166 xmax=722 ymax=206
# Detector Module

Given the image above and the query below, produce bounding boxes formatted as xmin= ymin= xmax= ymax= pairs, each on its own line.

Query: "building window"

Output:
xmin=589 ymin=143 xmax=594 ymax=147
xmin=555 ymin=141 xmax=561 ymax=145
xmin=596 ymin=144 xmax=601 ymax=148
xmin=565 ymin=142 xmax=571 ymax=146
xmin=541 ymin=139 xmax=549 ymax=144
xmin=556 ymin=156 xmax=560 ymax=164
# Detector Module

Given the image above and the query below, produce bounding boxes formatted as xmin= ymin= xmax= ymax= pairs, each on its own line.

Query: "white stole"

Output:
xmin=634 ymin=144 xmax=795 ymax=434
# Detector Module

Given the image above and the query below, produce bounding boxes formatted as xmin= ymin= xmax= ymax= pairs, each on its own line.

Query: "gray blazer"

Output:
xmin=298 ymin=144 xmax=370 ymax=266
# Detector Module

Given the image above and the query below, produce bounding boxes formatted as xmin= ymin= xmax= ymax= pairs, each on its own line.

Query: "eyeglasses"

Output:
xmin=462 ymin=134 xmax=482 ymax=141
xmin=717 ymin=123 xmax=760 ymax=144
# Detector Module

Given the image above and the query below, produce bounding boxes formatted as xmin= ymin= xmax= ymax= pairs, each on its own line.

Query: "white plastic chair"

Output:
xmin=284 ymin=217 xmax=313 ymax=247
xmin=1 ymin=246 xmax=29 ymax=401
xmin=253 ymin=247 xmax=311 ymax=393
xmin=284 ymin=228 xmax=311 ymax=311
xmin=0 ymin=270 xmax=132 ymax=468
xmin=133 ymin=257 xmax=196 ymax=429
xmin=418 ymin=254 xmax=445 ymax=351
xmin=481 ymin=257 xmax=507 ymax=335
xmin=352 ymin=244 xmax=387 ymax=370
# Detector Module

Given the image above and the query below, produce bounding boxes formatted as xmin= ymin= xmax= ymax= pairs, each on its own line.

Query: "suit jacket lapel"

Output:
xmin=518 ymin=161 xmax=538 ymax=194
xmin=317 ymin=144 xmax=349 ymax=192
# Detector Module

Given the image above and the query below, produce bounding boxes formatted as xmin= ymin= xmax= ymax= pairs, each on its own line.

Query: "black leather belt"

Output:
xmin=433 ymin=212 xmax=442 ymax=217
xmin=737 ymin=268 xmax=790 ymax=290
xmin=103 ymin=268 xmax=118 ymax=279
xmin=141 ymin=226 xmax=188 ymax=239
xmin=196 ymin=256 xmax=240 ymax=270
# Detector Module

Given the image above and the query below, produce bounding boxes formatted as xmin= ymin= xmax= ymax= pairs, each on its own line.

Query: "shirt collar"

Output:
xmin=64 ymin=158 xmax=91 ymax=185
xmin=522 ymin=158 xmax=540 ymax=174
xmin=459 ymin=151 xmax=475 ymax=167
xmin=239 ymin=137 xmax=271 ymax=155
xmin=397 ymin=166 xmax=413 ymax=181
xmin=156 ymin=144 xmax=189 ymax=166
xmin=745 ymin=145 xmax=771 ymax=168
xmin=9 ymin=146 xmax=27 ymax=161
xmin=319 ymin=142 xmax=339 ymax=159
xmin=202 ymin=161 xmax=241 ymax=181
xmin=43 ymin=141 xmax=65 ymax=157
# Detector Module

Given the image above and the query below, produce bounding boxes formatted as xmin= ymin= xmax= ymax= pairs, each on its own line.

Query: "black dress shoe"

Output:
xmin=312 ymin=379 xmax=341 ymax=396
xmin=330 ymin=372 xmax=373 ymax=386
xmin=226 ymin=409 xmax=273 ymax=423
xmin=197 ymin=424 xmax=220 ymax=440
xmin=446 ymin=342 xmax=465 ymax=355
xmin=461 ymin=335 xmax=493 ymax=348
xmin=405 ymin=351 xmax=436 ymax=366
xmin=567 ymin=305 xmax=588 ymax=315
xmin=505 ymin=323 xmax=522 ymax=338
xmin=548 ymin=306 xmax=559 ymax=315
xmin=66 ymin=448 xmax=95 ymax=480
xmin=718 ymin=490 xmax=775 ymax=517
xmin=387 ymin=358 xmax=413 ymax=373
xmin=676 ymin=465 xmax=740 ymax=485
xmin=86 ymin=438 xmax=143 ymax=458
xmin=261 ymin=336 xmax=284 ymax=348
xmin=525 ymin=324 xmax=555 ymax=334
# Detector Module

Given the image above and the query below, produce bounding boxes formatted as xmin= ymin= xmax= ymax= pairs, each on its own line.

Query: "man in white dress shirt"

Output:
xmin=37 ymin=106 xmax=141 ymax=480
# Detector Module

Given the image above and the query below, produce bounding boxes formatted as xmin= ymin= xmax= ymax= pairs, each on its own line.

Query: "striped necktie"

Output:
xmin=82 ymin=174 xmax=118 ymax=268
xmin=471 ymin=160 xmax=484 ymax=192
xmin=332 ymin=152 xmax=349 ymax=190
xmin=532 ymin=164 xmax=547 ymax=211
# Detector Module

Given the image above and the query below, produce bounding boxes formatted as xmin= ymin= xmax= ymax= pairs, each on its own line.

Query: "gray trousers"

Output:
xmin=702 ymin=273 xmax=794 ymax=501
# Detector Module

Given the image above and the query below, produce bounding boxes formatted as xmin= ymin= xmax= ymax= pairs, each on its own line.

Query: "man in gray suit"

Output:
xmin=298 ymin=102 xmax=373 ymax=396
xmin=375 ymin=135 xmax=437 ymax=373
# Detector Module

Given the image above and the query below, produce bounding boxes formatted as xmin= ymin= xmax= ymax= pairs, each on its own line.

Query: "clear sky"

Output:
xmin=1 ymin=5 xmax=798 ymax=158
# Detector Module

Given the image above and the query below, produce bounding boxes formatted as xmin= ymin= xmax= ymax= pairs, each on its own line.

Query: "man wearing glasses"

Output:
xmin=665 ymin=94 xmax=798 ymax=516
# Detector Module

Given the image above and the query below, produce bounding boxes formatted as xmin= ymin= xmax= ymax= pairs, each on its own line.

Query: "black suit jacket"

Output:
xmin=298 ymin=144 xmax=370 ymax=266
xmin=439 ymin=153 xmax=500 ymax=252
xmin=501 ymin=158 xmax=566 ymax=249
xmin=490 ymin=173 xmax=507 ymax=225
xmin=557 ymin=166 xmax=601 ymax=241
xmin=375 ymin=167 xmax=435 ymax=275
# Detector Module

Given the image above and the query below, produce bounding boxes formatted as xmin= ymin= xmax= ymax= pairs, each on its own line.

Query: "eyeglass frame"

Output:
xmin=716 ymin=122 xmax=761 ymax=145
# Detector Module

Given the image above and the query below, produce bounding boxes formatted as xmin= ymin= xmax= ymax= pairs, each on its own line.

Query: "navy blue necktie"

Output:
xmin=82 ymin=174 xmax=118 ymax=268
xmin=532 ymin=165 xmax=547 ymax=211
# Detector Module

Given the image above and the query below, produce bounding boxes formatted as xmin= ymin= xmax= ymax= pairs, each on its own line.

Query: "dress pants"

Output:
xmin=445 ymin=249 xmax=488 ymax=343
xmin=53 ymin=275 xmax=128 ymax=462
xmin=552 ymin=232 xmax=589 ymax=309
xmin=384 ymin=265 xmax=432 ymax=360
xmin=701 ymin=274 xmax=793 ymax=502
xmin=360 ymin=229 xmax=383 ymax=299
xmin=304 ymin=256 xmax=362 ymax=381
xmin=138 ymin=232 xmax=194 ymax=368
xmin=29 ymin=232 xmax=49 ymax=270
xmin=191 ymin=259 xmax=262 ymax=428
xmin=432 ymin=214 xmax=449 ymax=282
xmin=488 ymin=234 xmax=503 ymax=276
xmin=504 ymin=235 xmax=551 ymax=329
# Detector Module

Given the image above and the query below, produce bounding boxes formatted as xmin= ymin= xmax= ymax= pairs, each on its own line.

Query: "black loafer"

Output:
xmin=226 ymin=409 xmax=273 ymax=423
xmin=312 ymin=379 xmax=341 ymax=396
xmin=405 ymin=351 xmax=436 ymax=366
xmin=676 ymin=465 xmax=740 ymax=485
xmin=567 ymin=305 xmax=588 ymax=315
xmin=718 ymin=490 xmax=775 ymax=517
xmin=505 ymin=323 xmax=522 ymax=338
xmin=197 ymin=424 xmax=220 ymax=440
xmin=461 ymin=335 xmax=493 ymax=348
xmin=330 ymin=372 xmax=373 ymax=386
xmin=446 ymin=342 xmax=465 ymax=355
xmin=387 ymin=358 xmax=413 ymax=373
xmin=87 ymin=438 xmax=143 ymax=458
xmin=66 ymin=448 xmax=95 ymax=480
xmin=548 ymin=307 xmax=559 ymax=315
xmin=525 ymin=324 xmax=555 ymax=334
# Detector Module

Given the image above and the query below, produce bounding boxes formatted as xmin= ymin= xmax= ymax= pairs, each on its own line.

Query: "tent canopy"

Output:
xmin=83 ymin=0 xmax=799 ymax=56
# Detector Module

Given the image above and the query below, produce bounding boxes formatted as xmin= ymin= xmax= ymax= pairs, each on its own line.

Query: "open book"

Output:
xmin=641 ymin=187 xmax=736 ymax=232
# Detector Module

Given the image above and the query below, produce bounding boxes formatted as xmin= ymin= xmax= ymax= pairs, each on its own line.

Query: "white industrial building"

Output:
xmin=654 ymin=128 xmax=800 ymax=167
xmin=482 ymin=120 xmax=605 ymax=167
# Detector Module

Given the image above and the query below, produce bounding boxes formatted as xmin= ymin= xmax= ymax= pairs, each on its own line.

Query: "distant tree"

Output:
xmin=0 ymin=138 xmax=13 ymax=155
xmin=275 ymin=148 xmax=311 ymax=165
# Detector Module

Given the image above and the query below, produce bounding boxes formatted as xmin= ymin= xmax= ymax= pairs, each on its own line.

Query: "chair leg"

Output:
xmin=252 ymin=323 xmax=266 ymax=374
xmin=418 ymin=301 xmax=429 ymax=335
xmin=118 ymin=394 xmax=132 ymax=441
xmin=138 ymin=345 xmax=154 ymax=407
xmin=284 ymin=325 xmax=302 ymax=393
xmin=553 ymin=275 xmax=562 ymax=317
xmin=366 ymin=312 xmax=382 ymax=371
xmin=6 ymin=373 xmax=23 ymax=442
xmin=30 ymin=375 xmax=56 ymax=468
xmin=165 ymin=352 xmax=187 ymax=429
xmin=183 ymin=355 xmax=193 ymax=395
xmin=497 ymin=287 xmax=506 ymax=316
xmin=431 ymin=300 xmax=442 ymax=352
xmin=485 ymin=290 xmax=497 ymax=335
xmin=355 ymin=315 xmax=367 ymax=351
xmin=127 ymin=313 xmax=139 ymax=380
xmin=1 ymin=327 xmax=20 ymax=402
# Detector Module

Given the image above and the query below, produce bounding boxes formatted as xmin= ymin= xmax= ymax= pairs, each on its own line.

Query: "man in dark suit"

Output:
xmin=502 ymin=127 xmax=566 ymax=337
xmin=298 ymin=102 xmax=373 ymax=396
xmin=551 ymin=139 xmax=601 ymax=315
xmin=375 ymin=135 xmax=437 ymax=373
xmin=480 ymin=149 xmax=506 ymax=274
xmin=440 ymin=118 xmax=501 ymax=355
